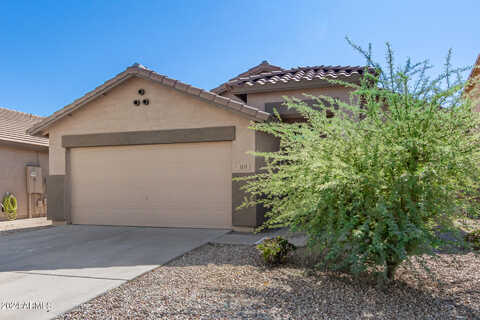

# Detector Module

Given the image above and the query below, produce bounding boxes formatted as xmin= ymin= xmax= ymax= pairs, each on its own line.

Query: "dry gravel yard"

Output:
xmin=57 ymin=243 xmax=480 ymax=320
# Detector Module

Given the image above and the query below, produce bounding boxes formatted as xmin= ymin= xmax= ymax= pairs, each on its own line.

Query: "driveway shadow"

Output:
xmin=0 ymin=225 xmax=228 ymax=280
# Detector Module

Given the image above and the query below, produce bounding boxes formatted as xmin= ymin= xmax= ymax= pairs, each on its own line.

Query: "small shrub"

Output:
xmin=2 ymin=193 xmax=17 ymax=221
xmin=465 ymin=230 xmax=480 ymax=250
xmin=257 ymin=236 xmax=296 ymax=265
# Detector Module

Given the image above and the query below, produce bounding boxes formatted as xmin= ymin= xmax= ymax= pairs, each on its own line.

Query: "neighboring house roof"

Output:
xmin=27 ymin=64 xmax=271 ymax=137
xmin=211 ymin=60 xmax=284 ymax=94
xmin=0 ymin=107 xmax=48 ymax=149
xmin=465 ymin=54 xmax=480 ymax=95
xmin=212 ymin=63 xmax=375 ymax=95
xmin=233 ymin=60 xmax=284 ymax=79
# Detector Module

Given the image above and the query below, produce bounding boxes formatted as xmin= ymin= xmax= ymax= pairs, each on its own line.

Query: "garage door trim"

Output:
xmin=67 ymin=142 xmax=232 ymax=228
xmin=62 ymin=126 xmax=236 ymax=148
xmin=63 ymin=127 xmax=235 ymax=226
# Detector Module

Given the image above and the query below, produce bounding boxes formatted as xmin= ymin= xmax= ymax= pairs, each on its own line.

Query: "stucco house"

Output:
xmin=27 ymin=61 xmax=369 ymax=230
xmin=0 ymin=107 xmax=48 ymax=220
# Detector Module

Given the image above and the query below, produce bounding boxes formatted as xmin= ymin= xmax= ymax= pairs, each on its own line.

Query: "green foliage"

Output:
xmin=256 ymin=236 xmax=296 ymax=265
xmin=238 ymin=40 xmax=480 ymax=280
xmin=465 ymin=230 xmax=480 ymax=250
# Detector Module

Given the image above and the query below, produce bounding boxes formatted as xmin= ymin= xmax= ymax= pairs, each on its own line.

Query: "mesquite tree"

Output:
xmin=237 ymin=41 xmax=480 ymax=280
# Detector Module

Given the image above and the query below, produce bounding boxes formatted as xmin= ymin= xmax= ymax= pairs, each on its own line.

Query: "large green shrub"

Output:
xmin=238 ymin=41 xmax=480 ymax=280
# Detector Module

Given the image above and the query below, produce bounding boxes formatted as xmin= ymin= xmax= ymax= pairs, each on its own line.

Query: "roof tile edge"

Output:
xmin=28 ymin=65 xmax=270 ymax=137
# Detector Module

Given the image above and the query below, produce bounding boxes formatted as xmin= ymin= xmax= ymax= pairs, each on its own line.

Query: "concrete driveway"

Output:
xmin=0 ymin=225 xmax=228 ymax=320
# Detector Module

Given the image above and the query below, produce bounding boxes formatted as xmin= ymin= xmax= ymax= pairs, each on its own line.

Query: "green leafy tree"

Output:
xmin=238 ymin=40 xmax=480 ymax=280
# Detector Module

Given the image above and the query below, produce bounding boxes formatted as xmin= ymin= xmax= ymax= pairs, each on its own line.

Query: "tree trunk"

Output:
xmin=386 ymin=261 xmax=398 ymax=280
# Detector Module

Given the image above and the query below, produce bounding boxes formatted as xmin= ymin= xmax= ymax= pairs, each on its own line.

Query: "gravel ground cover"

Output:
xmin=57 ymin=243 xmax=480 ymax=320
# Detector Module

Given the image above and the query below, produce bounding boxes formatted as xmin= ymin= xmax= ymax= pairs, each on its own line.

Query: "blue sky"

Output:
xmin=0 ymin=0 xmax=478 ymax=116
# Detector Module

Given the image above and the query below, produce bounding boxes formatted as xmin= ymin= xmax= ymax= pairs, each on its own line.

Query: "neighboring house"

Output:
xmin=27 ymin=62 xmax=369 ymax=230
xmin=465 ymin=54 xmax=480 ymax=111
xmin=213 ymin=61 xmax=365 ymax=122
xmin=0 ymin=107 xmax=48 ymax=220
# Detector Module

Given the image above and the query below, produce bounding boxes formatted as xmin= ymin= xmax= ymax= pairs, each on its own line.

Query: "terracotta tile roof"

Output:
xmin=0 ymin=107 xmax=48 ymax=148
xmin=465 ymin=54 xmax=480 ymax=94
xmin=212 ymin=64 xmax=375 ymax=94
xmin=211 ymin=61 xmax=284 ymax=94
xmin=28 ymin=64 xmax=271 ymax=137
xmin=230 ymin=60 xmax=284 ymax=81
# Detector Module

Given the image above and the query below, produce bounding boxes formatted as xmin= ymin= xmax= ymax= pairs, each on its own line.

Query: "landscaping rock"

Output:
xmin=57 ymin=244 xmax=480 ymax=320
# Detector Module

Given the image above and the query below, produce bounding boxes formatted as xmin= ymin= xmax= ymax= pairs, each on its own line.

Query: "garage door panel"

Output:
xmin=70 ymin=142 xmax=232 ymax=228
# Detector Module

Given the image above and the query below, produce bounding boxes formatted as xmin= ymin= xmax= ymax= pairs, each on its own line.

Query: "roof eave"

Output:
xmin=230 ymin=77 xmax=362 ymax=95
xmin=210 ymin=84 xmax=229 ymax=95
xmin=27 ymin=71 xmax=134 ymax=137
xmin=0 ymin=139 xmax=48 ymax=151
xmin=28 ymin=66 xmax=269 ymax=137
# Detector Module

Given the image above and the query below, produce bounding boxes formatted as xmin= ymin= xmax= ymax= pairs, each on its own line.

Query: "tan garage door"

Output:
xmin=69 ymin=142 xmax=232 ymax=228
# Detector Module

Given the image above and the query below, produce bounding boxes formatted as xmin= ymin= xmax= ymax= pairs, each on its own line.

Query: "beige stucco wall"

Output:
xmin=47 ymin=77 xmax=257 ymax=176
xmin=474 ymin=99 xmax=480 ymax=113
xmin=0 ymin=145 xmax=48 ymax=220
xmin=470 ymin=87 xmax=480 ymax=112
xmin=246 ymin=86 xmax=356 ymax=111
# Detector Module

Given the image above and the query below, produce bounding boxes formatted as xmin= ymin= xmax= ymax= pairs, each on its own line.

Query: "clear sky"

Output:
xmin=0 ymin=0 xmax=478 ymax=116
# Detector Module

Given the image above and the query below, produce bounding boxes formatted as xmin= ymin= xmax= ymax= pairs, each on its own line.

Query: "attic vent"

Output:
xmin=138 ymin=89 xmax=145 ymax=95
xmin=133 ymin=100 xmax=141 ymax=106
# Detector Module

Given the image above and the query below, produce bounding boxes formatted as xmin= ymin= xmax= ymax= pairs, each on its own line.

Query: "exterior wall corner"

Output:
xmin=46 ymin=175 xmax=66 ymax=221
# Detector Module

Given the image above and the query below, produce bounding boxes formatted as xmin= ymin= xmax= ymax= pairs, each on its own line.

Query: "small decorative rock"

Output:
xmin=57 ymin=244 xmax=480 ymax=319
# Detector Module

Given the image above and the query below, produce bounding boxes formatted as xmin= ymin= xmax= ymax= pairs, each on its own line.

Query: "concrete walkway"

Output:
xmin=0 ymin=217 xmax=52 ymax=233
xmin=0 ymin=225 xmax=228 ymax=320
xmin=212 ymin=228 xmax=308 ymax=247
